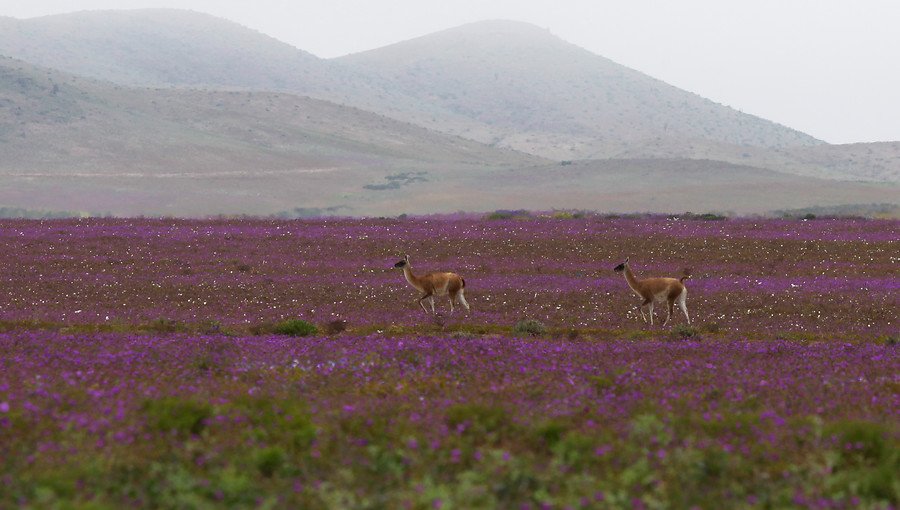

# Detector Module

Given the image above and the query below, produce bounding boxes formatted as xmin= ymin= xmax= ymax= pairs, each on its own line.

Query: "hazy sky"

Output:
xmin=4 ymin=0 xmax=900 ymax=144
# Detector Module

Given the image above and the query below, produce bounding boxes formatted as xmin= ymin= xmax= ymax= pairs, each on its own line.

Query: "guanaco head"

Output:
xmin=613 ymin=257 xmax=630 ymax=273
xmin=393 ymin=254 xmax=410 ymax=269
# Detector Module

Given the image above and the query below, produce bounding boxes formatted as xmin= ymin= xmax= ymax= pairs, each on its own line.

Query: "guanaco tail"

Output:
xmin=394 ymin=254 xmax=470 ymax=315
xmin=613 ymin=257 xmax=690 ymax=326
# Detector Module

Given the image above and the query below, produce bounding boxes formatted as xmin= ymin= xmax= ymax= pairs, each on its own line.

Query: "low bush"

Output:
xmin=446 ymin=403 xmax=514 ymax=442
xmin=273 ymin=319 xmax=318 ymax=337
xmin=877 ymin=334 xmax=898 ymax=346
xmin=254 ymin=446 xmax=286 ymax=477
xmin=671 ymin=324 xmax=700 ymax=338
xmin=514 ymin=319 xmax=546 ymax=336
xmin=532 ymin=420 xmax=569 ymax=449
xmin=484 ymin=210 xmax=532 ymax=220
xmin=550 ymin=210 xmax=585 ymax=219
xmin=142 ymin=397 xmax=212 ymax=436
xmin=140 ymin=318 xmax=189 ymax=334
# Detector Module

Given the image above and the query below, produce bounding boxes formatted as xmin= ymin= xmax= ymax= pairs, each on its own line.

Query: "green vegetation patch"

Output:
xmin=513 ymin=319 xmax=547 ymax=336
xmin=141 ymin=397 xmax=212 ymax=436
xmin=273 ymin=319 xmax=318 ymax=337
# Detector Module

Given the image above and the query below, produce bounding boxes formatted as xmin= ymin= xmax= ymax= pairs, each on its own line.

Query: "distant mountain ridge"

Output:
xmin=1 ymin=57 xmax=895 ymax=217
xmin=337 ymin=20 xmax=822 ymax=156
xmin=0 ymin=10 xmax=336 ymax=92
xmin=1 ymin=11 xmax=824 ymax=158
xmin=0 ymin=56 xmax=538 ymax=173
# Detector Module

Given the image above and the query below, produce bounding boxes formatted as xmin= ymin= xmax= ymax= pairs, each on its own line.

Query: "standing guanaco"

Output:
xmin=613 ymin=257 xmax=690 ymax=326
xmin=394 ymin=254 xmax=470 ymax=315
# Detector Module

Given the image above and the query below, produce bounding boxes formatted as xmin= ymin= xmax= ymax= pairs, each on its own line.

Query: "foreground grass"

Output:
xmin=1 ymin=331 xmax=897 ymax=509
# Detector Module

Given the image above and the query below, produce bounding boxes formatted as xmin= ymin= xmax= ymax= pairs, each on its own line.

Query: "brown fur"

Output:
xmin=614 ymin=258 xmax=690 ymax=326
xmin=396 ymin=255 xmax=469 ymax=314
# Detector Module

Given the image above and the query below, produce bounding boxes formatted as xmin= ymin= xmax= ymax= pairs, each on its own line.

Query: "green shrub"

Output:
xmin=254 ymin=446 xmax=286 ymax=477
xmin=142 ymin=397 xmax=212 ymax=436
xmin=553 ymin=432 xmax=596 ymax=468
xmin=680 ymin=212 xmax=728 ymax=221
xmin=273 ymin=319 xmax=318 ymax=337
xmin=826 ymin=420 xmax=892 ymax=462
xmin=590 ymin=374 xmax=615 ymax=393
xmin=485 ymin=210 xmax=531 ymax=220
xmin=671 ymin=324 xmax=700 ymax=338
xmin=823 ymin=420 xmax=900 ymax=501
xmin=446 ymin=403 xmax=513 ymax=441
xmin=141 ymin=318 xmax=188 ymax=334
xmin=229 ymin=396 xmax=316 ymax=450
xmin=210 ymin=466 xmax=255 ymax=505
xmin=514 ymin=319 xmax=546 ymax=336
xmin=533 ymin=420 xmax=569 ymax=448
xmin=550 ymin=210 xmax=585 ymax=219
xmin=672 ymin=447 xmax=729 ymax=485
xmin=449 ymin=330 xmax=479 ymax=340
xmin=338 ymin=414 xmax=396 ymax=448
xmin=630 ymin=414 xmax=671 ymax=444
xmin=877 ymin=334 xmax=898 ymax=346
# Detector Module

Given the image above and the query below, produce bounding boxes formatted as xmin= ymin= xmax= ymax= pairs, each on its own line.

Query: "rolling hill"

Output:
xmin=0 ymin=9 xmax=426 ymax=125
xmin=336 ymin=20 xmax=822 ymax=155
xmin=609 ymin=137 xmax=900 ymax=182
xmin=0 ymin=56 xmax=547 ymax=215
xmin=0 ymin=56 xmax=538 ymax=172
xmin=1 ymin=57 xmax=895 ymax=217
xmin=0 ymin=9 xmax=338 ymax=92
xmin=0 ymin=12 xmax=824 ymax=157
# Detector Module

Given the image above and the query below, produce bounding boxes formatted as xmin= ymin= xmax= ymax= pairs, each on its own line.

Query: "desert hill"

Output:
xmin=337 ymin=20 xmax=822 ymax=156
xmin=1 ymin=56 xmax=894 ymax=217
xmin=1 ymin=12 xmax=826 ymax=159
xmin=0 ymin=56 xmax=538 ymax=173
xmin=609 ymin=137 xmax=900 ymax=182
xmin=0 ymin=10 xmax=338 ymax=93
xmin=0 ymin=56 xmax=546 ymax=215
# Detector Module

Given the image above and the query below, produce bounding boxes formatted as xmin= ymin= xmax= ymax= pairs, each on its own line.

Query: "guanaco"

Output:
xmin=613 ymin=257 xmax=690 ymax=326
xmin=394 ymin=254 xmax=470 ymax=315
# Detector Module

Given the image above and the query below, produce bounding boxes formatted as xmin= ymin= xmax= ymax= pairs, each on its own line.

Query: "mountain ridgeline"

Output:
xmin=0 ymin=56 xmax=539 ymax=172
xmin=337 ymin=21 xmax=822 ymax=156
xmin=0 ymin=10 xmax=335 ymax=92
xmin=1 ymin=11 xmax=821 ymax=155
xmin=0 ymin=9 xmax=898 ymax=216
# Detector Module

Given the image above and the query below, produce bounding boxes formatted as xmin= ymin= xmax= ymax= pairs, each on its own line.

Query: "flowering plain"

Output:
xmin=0 ymin=215 xmax=897 ymax=509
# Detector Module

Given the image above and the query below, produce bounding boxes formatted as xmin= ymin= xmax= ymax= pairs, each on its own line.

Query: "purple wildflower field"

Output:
xmin=0 ymin=215 xmax=897 ymax=509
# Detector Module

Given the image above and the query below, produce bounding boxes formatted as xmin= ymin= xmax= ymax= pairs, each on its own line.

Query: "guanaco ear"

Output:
xmin=404 ymin=254 xmax=409 ymax=262
xmin=624 ymin=257 xmax=629 ymax=264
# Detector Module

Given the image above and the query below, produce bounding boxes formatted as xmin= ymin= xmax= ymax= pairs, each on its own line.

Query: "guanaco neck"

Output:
xmin=623 ymin=265 xmax=644 ymax=296
xmin=403 ymin=265 xmax=424 ymax=290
